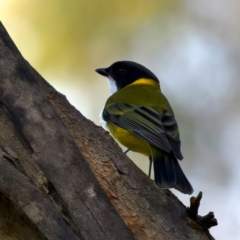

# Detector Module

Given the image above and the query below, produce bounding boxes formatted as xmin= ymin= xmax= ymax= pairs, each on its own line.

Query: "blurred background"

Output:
xmin=1 ymin=0 xmax=239 ymax=238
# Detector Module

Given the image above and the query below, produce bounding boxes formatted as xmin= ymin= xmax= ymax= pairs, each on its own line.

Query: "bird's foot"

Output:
xmin=123 ymin=148 xmax=130 ymax=154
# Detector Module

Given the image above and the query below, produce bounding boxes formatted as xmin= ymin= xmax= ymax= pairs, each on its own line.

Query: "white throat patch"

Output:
xmin=107 ymin=76 xmax=118 ymax=95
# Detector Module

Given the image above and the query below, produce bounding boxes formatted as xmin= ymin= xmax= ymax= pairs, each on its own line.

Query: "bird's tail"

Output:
xmin=152 ymin=151 xmax=193 ymax=194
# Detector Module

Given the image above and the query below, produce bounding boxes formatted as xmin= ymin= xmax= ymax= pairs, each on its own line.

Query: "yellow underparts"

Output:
xmin=107 ymin=121 xmax=154 ymax=157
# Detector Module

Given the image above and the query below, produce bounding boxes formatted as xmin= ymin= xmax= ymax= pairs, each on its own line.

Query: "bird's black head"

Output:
xmin=96 ymin=61 xmax=159 ymax=91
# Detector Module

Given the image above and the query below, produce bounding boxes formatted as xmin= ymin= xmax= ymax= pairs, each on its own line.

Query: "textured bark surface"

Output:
xmin=0 ymin=21 xmax=214 ymax=239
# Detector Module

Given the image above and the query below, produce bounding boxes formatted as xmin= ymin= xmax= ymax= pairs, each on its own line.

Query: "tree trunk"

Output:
xmin=0 ymin=22 xmax=212 ymax=240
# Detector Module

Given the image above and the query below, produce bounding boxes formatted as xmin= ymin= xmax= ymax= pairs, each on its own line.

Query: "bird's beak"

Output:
xmin=95 ymin=68 xmax=109 ymax=77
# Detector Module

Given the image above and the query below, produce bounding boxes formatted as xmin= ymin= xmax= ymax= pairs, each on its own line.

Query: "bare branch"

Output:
xmin=0 ymin=21 xmax=216 ymax=240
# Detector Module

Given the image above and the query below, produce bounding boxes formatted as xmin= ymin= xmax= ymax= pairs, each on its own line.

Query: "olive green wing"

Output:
xmin=103 ymin=102 xmax=183 ymax=159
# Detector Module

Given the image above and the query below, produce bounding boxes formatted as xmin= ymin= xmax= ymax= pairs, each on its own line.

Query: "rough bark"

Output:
xmin=0 ymin=21 xmax=213 ymax=239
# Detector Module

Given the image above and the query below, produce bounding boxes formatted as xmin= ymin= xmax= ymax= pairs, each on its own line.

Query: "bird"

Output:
xmin=96 ymin=61 xmax=193 ymax=194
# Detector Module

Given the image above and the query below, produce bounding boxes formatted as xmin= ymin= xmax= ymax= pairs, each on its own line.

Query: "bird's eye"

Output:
xmin=116 ymin=68 xmax=126 ymax=74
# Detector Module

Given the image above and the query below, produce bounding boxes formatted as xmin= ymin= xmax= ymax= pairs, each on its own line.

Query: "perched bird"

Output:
xmin=96 ymin=61 xmax=193 ymax=194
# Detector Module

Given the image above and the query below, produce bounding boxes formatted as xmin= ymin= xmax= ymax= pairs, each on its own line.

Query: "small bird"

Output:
xmin=96 ymin=61 xmax=193 ymax=194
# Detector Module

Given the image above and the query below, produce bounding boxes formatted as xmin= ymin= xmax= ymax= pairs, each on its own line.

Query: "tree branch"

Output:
xmin=0 ymin=21 xmax=215 ymax=239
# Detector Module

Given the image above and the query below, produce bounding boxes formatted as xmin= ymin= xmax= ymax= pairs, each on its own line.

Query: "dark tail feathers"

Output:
xmin=152 ymin=152 xmax=193 ymax=194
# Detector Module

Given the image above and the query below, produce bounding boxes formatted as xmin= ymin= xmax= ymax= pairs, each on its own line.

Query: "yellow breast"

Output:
xmin=107 ymin=121 xmax=152 ymax=157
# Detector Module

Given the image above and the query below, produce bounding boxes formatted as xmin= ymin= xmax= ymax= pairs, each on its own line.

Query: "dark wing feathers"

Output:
xmin=104 ymin=102 xmax=182 ymax=158
xmin=162 ymin=110 xmax=183 ymax=160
